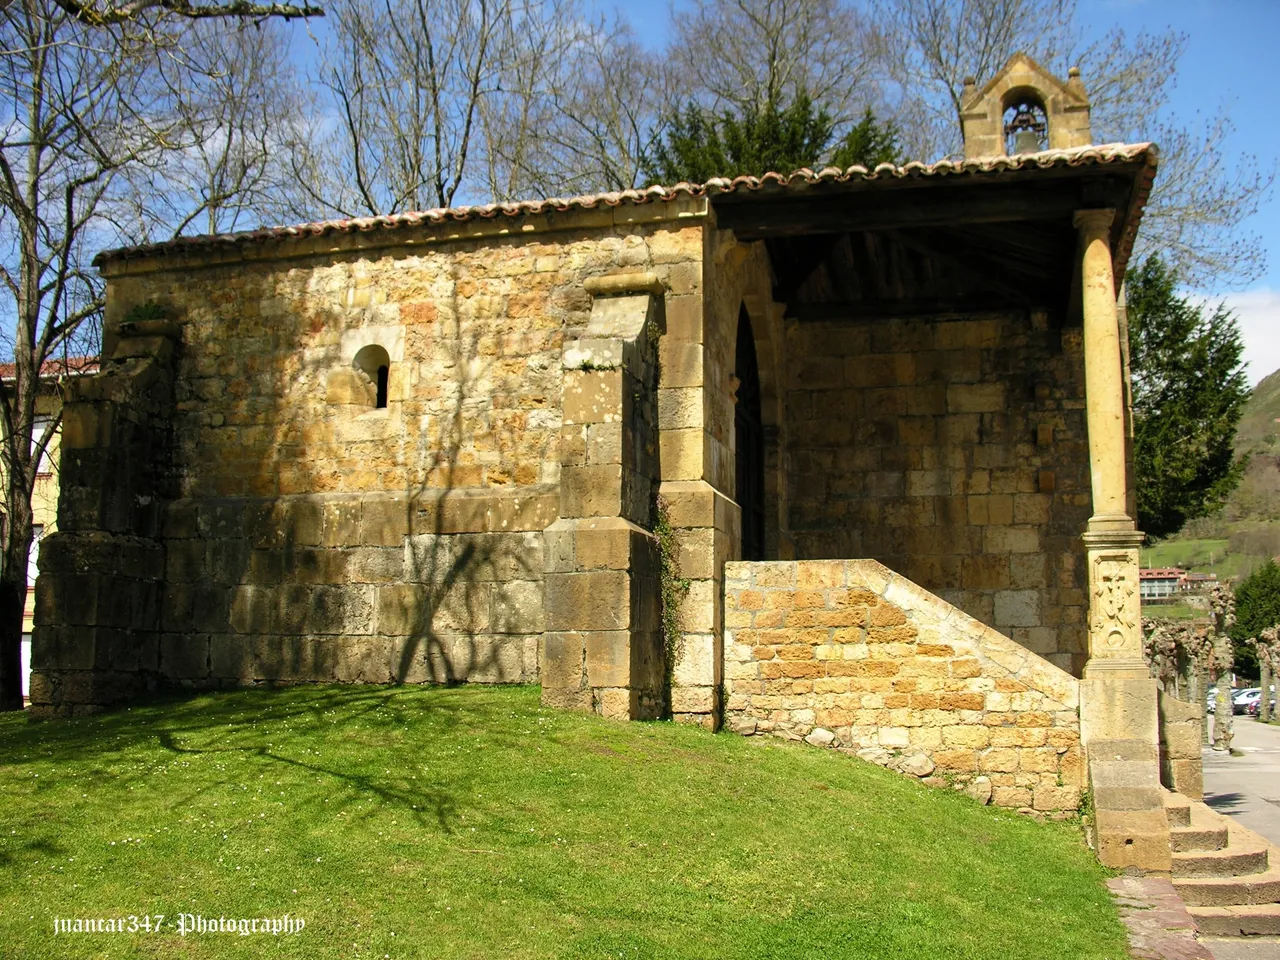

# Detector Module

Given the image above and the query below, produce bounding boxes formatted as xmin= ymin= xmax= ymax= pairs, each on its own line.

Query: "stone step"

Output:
xmin=1163 ymin=790 xmax=1191 ymax=829
xmin=1172 ymin=822 xmax=1270 ymax=879
xmin=1169 ymin=801 xmax=1229 ymax=853
xmin=1187 ymin=903 xmax=1280 ymax=936
xmin=1175 ymin=863 xmax=1280 ymax=907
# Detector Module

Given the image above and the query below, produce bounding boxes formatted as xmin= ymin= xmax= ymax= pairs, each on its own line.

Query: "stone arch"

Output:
xmin=740 ymin=273 xmax=790 ymax=560
xmin=734 ymin=305 xmax=766 ymax=561
xmin=1001 ymin=86 xmax=1050 ymax=154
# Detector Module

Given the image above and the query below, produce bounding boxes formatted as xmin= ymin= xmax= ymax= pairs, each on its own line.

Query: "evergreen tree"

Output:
xmin=831 ymin=108 xmax=904 ymax=169
xmin=1230 ymin=560 xmax=1280 ymax=677
xmin=1126 ymin=255 xmax=1249 ymax=539
xmin=647 ymin=95 xmax=902 ymax=185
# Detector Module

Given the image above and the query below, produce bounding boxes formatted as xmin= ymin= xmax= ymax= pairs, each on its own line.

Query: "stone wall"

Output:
xmin=784 ymin=313 xmax=1091 ymax=674
xmin=658 ymin=228 xmax=773 ymax=725
xmin=541 ymin=280 xmax=666 ymax=719
xmin=32 ymin=203 xmax=709 ymax=714
xmin=31 ymin=321 xmax=180 ymax=715
xmin=152 ymin=491 xmax=550 ymax=688
xmin=1158 ymin=690 xmax=1203 ymax=800
xmin=724 ymin=559 xmax=1084 ymax=812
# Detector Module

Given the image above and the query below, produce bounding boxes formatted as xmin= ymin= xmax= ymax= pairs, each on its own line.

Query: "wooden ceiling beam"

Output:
xmin=785 ymin=295 xmax=1036 ymax=321
xmin=884 ymin=230 xmax=1038 ymax=303
xmin=945 ymin=223 xmax=1068 ymax=269
xmin=769 ymin=233 xmax=846 ymax=302
xmin=715 ymin=180 xmax=1130 ymax=240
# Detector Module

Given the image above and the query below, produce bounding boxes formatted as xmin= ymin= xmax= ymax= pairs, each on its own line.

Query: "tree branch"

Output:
xmin=49 ymin=0 xmax=323 ymax=25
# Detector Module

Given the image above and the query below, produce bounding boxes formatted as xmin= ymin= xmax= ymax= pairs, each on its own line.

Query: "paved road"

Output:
xmin=1201 ymin=716 xmax=1280 ymax=960
xmin=1202 ymin=715 xmax=1280 ymax=847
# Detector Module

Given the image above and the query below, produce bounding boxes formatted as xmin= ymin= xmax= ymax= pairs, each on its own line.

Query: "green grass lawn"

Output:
xmin=0 ymin=685 xmax=1127 ymax=960
xmin=1139 ymin=601 xmax=1205 ymax=620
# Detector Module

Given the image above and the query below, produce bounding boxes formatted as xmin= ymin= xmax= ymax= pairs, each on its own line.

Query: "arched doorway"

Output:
xmin=735 ymin=306 xmax=765 ymax=561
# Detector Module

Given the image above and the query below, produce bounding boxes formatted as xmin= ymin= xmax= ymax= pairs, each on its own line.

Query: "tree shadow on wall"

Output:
xmin=390 ymin=256 xmax=547 ymax=687
xmin=111 ymin=237 xmax=563 ymax=708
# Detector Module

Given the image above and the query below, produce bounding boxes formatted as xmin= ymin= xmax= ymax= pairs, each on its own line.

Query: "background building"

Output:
xmin=0 ymin=357 xmax=97 ymax=699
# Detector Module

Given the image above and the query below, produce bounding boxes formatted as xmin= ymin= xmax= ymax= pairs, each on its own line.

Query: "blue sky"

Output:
xmin=606 ymin=0 xmax=1280 ymax=383
xmin=1082 ymin=0 xmax=1280 ymax=384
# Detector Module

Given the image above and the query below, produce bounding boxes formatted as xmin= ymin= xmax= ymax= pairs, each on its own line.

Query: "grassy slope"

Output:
xmin=0 ymin=686 xmax=1126 ymax=960
xmin=1141 ymin=538 xmax=1265 ymax=580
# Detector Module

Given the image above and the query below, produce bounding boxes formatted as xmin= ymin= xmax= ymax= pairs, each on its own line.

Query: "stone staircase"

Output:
xmin=1165 ymin=790 xmax=1280 ymax=936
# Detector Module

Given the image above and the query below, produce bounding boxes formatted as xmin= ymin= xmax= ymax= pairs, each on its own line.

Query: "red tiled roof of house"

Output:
xmin=92 ymin=142 xmax=1158 ymax=270
xmin=0 ymin=355 xmax=100 ymax=380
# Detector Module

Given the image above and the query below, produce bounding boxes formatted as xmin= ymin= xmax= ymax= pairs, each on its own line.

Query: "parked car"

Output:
xmin=1246 ymin=697 xmax=1276 ymax=717
xmin=1243 ymin=685 xmax=1276 ymax=718
xmin=1207 ymin=688 xmax=1216 ymax=714
xmin=1234 ymin=688 xmax=1262 ymax=714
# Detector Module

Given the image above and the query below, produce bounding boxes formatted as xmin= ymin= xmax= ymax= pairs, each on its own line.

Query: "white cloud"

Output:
xmin=1220 ymin=287 xmax=1280 ymax=386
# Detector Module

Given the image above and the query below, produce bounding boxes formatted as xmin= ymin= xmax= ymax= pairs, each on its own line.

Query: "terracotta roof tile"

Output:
xmin=93 ymin=142 xmax=1156 ymax=266
xmin=0 ymin=355 xmax=100 ymax=380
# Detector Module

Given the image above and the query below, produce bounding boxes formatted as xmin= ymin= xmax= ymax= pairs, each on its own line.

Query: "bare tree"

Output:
xmin=870 ymin=0 xmax=1075 ymax=158
xmin=290 ymin=0 xmax=664 ymax=217
xmin=1124 ymin=115 xmax=1273 ymax=289
xmin=121 ymin=22 xmax=307 ymax=236
xmin=475 ymin=0 xmax=589 ymax=202
xmin=49 ymin=0 xmax=322 ymax=24
xmin=1208 ymin=583 xmax=1236 ymax=751
xmin=483 ymin=15 xmax=673 ymax=198
xmin=0 ymin=0 xmax=309 ymax=711
xmin=294 ymin=0 xmax=510 ymax=217
xmin=668 ymin=0 xmax=882 ymax=123
xmin=871 ymin=0 xmax=1274 ymax=287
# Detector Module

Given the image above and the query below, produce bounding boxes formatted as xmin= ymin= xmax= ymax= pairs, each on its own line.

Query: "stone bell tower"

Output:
xmin=960 ymin=53 xmax=1092 ymax=158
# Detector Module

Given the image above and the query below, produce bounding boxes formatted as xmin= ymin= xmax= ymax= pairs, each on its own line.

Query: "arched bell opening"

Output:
xmin=1002 ymin=89 xmax=1049 ymax=155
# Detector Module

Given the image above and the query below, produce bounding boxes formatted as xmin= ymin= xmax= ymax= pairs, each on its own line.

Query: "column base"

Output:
xmin=1083 ymin=657 xmax=1150 ymax=680
xmin=1084 ymin=514 xmax=1139 ymax=536
xmin=1082 ymin=525 xmax=1145 ymax=668
xmin=1082 ymin=678 xmax=1170 ymax=873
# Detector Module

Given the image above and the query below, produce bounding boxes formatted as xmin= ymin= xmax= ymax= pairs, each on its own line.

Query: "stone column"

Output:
xmin=1074 ymin=208 xmax=1169 ymax=872
xmin=541 ymin=274 xmax=665 ymax=720
xmin=1076 ymin=208 xmax=1146 ymax=678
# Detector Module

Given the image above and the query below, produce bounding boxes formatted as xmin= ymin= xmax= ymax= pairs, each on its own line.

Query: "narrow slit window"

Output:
xmin=352 ymin=344 xmax=392 ymax=409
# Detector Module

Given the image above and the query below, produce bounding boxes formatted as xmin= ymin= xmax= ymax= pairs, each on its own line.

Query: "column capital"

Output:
xmin=1082 ymin=528 xmax=1145 ymax=550
xmin=1073 ymin=207 xmax=1116 ymax=237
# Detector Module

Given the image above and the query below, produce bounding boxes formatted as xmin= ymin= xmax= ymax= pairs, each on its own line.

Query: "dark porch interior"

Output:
xmin=710 ymin=155 xmax=1153 ymax=672
xmin=713 ymin=161 xmax=1147 ymax=325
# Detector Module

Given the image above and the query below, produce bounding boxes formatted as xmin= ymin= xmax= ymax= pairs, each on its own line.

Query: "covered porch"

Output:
xmin=702 ymin=142 xmax=1169 ymax=868
xmin=711 ymin=144 xmax=1156 ymax=679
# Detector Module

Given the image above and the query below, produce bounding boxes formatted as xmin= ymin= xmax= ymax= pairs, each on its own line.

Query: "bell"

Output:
xmin=1013 ymin=129 xmax=1041 ymax=154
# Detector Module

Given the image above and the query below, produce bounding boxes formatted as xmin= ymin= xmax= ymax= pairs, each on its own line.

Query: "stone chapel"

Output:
xmin=32 ymin=55 xmax=1183 ymax=871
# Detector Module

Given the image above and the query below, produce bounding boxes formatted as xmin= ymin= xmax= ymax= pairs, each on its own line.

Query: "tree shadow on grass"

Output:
xmin=0 ymin=684 xmax=547 ymax=832
xmin=152 ymin=727 xmax=461 ymax=831
xmin=0 ymin=834 xmax=62 ymax=870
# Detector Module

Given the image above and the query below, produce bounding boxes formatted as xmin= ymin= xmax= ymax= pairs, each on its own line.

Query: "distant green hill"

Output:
xmin=1153 ymin=368 xmax=1280 ymax=578
xmin=1235 ymin=368 xmax=1280 ymax=451
xmin=1222 ymin=367 xmax=1280 ymax=528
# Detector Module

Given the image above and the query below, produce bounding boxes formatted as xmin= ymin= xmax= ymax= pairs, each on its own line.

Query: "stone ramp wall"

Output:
xmin=724 ymin=559 xmax=1083 ymax=812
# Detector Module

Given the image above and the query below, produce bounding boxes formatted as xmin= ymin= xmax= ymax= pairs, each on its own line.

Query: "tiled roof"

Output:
xmin=93 ymin=142 xmax=1157 ymax=266
xmin=0 ymin=355 xmax=100 ymax=380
